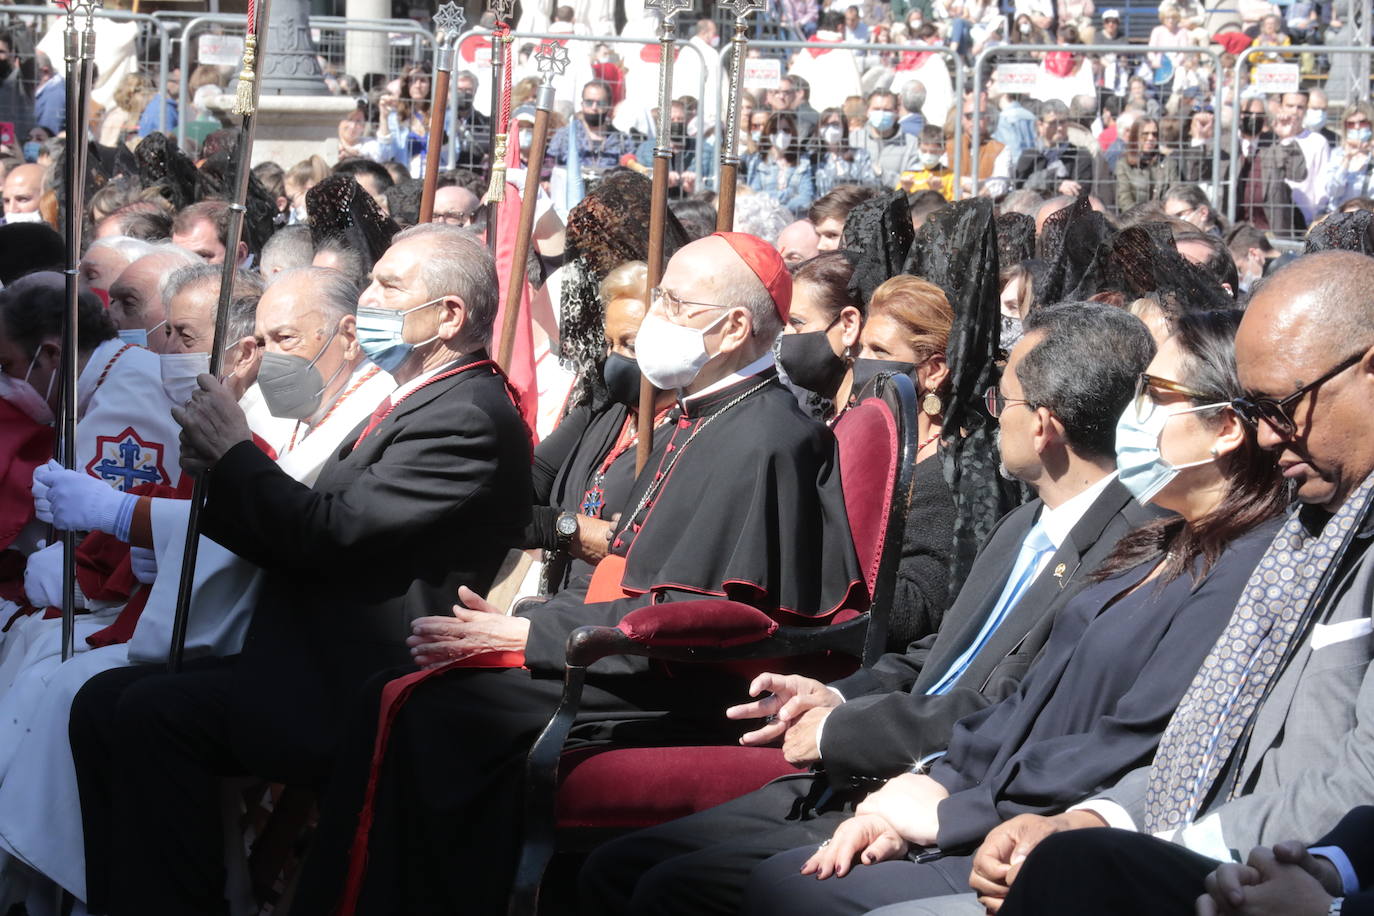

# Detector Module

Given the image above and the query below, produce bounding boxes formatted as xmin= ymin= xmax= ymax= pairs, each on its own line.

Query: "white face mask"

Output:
xmin=749 ymin=129 xmax=763 ymax=143
xmin=3 ymin=209 xmax=41 ymax=224
xmin=518 ymin=127 xmax=533 ymax=150
xmin=160 ymin=351 xmax=211 ymax=406
xmin=635 ymin=310 xmax=732 ymax=390
xmin=919 ymin=151 xmax=942 ymax=169
xmin=1303 ymin=108 xmax=1327 ymax=131
xmin=0 ymin=351 xmax=55 ymax=425
xmin=821 ymin=124 xmax=844 ymax=147
xmin=772 ymin=131 xmax=793 ymax=151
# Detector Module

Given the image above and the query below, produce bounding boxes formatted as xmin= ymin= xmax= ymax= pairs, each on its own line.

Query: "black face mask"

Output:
xmin=1240 ymin=112 xmax=1265 ymax=136
xmin=0 ymin=58 xmax=11 ymax=81
xmin=669 ymin=122 xmax=687 ymax=142
xmin=850 ymin=357 xmax=917 ymax=396
xmin=602 ymin=352 xmax=643 ymax=407
xmin=583 ymin=108 xmax=607 ymax=127
xmin=454 ymin=89 xmax=474 ymax=112
xmin=778 ymin=330 xmax=848 ymax=397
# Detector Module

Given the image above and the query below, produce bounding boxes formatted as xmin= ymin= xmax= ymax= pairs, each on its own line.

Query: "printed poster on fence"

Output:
xmin=992 ymin=63 xmax=1040 ymax=95
xmin=197 ymin=33 xmax=245 ymax=68
xmin=743 ymin=57 xmax=782 ymax=91
xmin=1253 ymin=63 xmax=1300 ymax=95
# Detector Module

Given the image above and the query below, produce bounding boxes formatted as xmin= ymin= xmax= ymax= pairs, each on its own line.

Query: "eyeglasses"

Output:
xmin=1132 ymin=372 xmax=1212 ymax=422
xmin=1230 ymin=350 xmax=1365 ymax=437
xmin=432 ymin=209 xmax=477 ymax=226
xmin=1042 ymin=118 xmax=1066 ymax=127
xmin=581 ymin=98 xmax=610 ymax=109
xmin=1347 ymin=119 xmax=1372 ymax=128
xmin=650 ymin=287 xmax=730 ymax=321
xmin=984 ymin=386 xmax=1034 ymax=418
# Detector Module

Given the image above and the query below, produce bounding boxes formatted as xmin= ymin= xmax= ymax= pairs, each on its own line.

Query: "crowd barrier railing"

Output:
xmin=970 ymin=43 xmax=1224 ymax=208
xmin=730 ymin=38 xmax=966 ymax=198
xmin=1228 ymin=45 xmax=1374 ymax=239
xmin=0 ymin=4 xmax=175 ymax=133
xmin=176 ymin=14 xmax=436 ymax=151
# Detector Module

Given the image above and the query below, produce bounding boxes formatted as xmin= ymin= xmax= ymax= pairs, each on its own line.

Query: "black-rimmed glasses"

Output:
xmin=1231 ymin=350 xmax=1366 ymax=437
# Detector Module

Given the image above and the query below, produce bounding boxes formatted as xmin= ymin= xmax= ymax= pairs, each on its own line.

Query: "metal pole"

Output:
xmin=715 ymin=0 xmax=762 ymax=230
xmin=167 ymin=0 xmax=271 ymax=674
xmin=59 ymin=0 xmax=100 ymax=665
xmin=498 ymin=45 xmax=567 ymax=370
xmin=419 ymin=4 xmax=465 ymax=221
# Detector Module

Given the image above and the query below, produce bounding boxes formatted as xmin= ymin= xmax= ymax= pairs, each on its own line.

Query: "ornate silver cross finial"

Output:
xmin=534 ymin=41 xmax=571 ymax=78
xmin=433 ymin=2 xmax=466 ymax=43
xmin=720 ymin=0 xmax=765 ymax=20
xmin=645 ymin=0 xmax=692 ymax=24
xmin=489 ymin=0 xmax=516 ymax=24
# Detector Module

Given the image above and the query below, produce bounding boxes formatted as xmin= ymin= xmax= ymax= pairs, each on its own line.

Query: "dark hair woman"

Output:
xmin=746 ymin=111 xmax=815 ymax=215
xmin=1115 ymin=117 xmax=1181 ymax=211
xmin=815 ymin=106 xmax=874 ymax=196
xmin=743 ymin=309 xmax=1287 ymax=916
xmin=777 ymin=252 xmax=864 ymax=422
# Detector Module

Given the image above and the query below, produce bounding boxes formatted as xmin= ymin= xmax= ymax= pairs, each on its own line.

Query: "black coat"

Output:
xmin=200 ymin=350 xmax=533 ymax=780
xmin=1315 ymin=806 xmax=1374 ymax=914
xmin=820 ymin=479 xmax=1155 ymax=790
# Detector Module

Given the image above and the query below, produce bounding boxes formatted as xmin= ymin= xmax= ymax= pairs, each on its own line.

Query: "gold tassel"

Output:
xmin=231 ymin=34 xmax=258 ymax=116
xmin=481 ymin=133 xmax=508 ymax=204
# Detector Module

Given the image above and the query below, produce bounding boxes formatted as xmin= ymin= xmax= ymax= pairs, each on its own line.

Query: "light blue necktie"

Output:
xmin=926 ymin=524 xmax=1056 ymax=696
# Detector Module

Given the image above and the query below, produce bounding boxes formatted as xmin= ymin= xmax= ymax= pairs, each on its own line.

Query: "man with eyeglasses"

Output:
xmin=1013 ymin=99 xmax=1094 ymax=196
xmin=577 ymin=301 xmax=1157 ymax=916
xmin=956 ymin=250 xmax=1374 ymax=916
xmin=430 ymin=183 xmax=481 ymax=227
xmin=545 ymin=79 xmax=635 ymax=172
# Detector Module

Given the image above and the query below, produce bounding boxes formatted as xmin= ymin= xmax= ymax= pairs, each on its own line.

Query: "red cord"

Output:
xmin=245 ymin=0 xmax=256 ymax=39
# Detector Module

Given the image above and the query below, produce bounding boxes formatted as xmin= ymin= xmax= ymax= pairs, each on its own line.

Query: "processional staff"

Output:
xmin=715 ymin=0 xmax=764 ymax=232
xmin=59 ymin=0 xmax=99 ymax=663
xmin=496 ymin=40 xmax=569 ymax=372
xmin=482 ymin=0 xmax=516 ymax=254
xmin=166 ymin=0 xmax=271 ymax=673
xmin=636 ymin=0 xmax=691 ymax=475
xmin=418 ymin=3 xmax=466 ymax=223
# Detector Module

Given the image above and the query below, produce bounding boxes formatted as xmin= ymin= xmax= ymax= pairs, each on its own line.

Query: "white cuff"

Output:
xmin=1068 ymin=799 xmax=1137 ymax=832
xmin=1310 ymin=846 xmax=1362 ymax=896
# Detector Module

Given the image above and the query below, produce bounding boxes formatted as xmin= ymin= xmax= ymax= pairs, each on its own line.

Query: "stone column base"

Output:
xmin=205 ymin=93 xmax=358 ymax=168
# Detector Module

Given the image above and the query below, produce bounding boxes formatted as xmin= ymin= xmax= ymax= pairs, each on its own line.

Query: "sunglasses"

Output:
xmin=1131 ymin=372 xmax=1216 ymax=422
xmin=1347 ymin=119 xmax=1372 ymax=128
xmin=1231 ymin=350 xmax=1365 ymax=437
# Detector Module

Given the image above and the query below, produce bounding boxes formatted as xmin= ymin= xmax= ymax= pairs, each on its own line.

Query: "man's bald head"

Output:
xmin=776 ymin=220 xmax=820 ymax=266
xmin=1236 ymin=251 xmax=1374 ymax=511
xmin=3 ymin=164 xmax=44 ymax=215
xmin=108 ymin=247 xmax=200 ymax=353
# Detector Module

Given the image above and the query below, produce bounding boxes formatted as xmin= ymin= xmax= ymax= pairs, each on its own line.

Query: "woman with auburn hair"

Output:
xmin=1116 ymin=117 xmax=1181 ymax=210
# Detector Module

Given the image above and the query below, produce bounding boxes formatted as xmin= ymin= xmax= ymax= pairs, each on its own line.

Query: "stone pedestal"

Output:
xmin=344 ymin=0 xmax=391 ymax=81
xmin=205 ymin=93 xmax=358 ymax=167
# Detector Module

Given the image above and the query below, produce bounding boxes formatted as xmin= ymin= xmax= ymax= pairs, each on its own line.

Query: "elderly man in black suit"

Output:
xmin=578 ymin=302 xmax=1159 ymax=914
xmin=68 ymin=224 xmax=534 ymax=915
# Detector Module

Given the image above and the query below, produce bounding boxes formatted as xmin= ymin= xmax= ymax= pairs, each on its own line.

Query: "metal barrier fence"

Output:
xmin=731 ymin=38 xmax=964 ymax=199
xmin=175 ymin=14 xmax=436 ymax=151
xmin=0 ymin=4 xmax=175 ymax=132
xmin=970 ymin=43 xmax=1225 ymax=209
xmin=1228 ymin=45 xmax=1374 ymax=239
xmin=493 ymin=29 xmax=714 ymax=187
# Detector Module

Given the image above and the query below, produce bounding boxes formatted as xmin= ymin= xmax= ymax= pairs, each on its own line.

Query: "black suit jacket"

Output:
xmin=1317 ymin=806 xmax=1374 ymax=915
xmin=820 ymin=478 xmax=1154 ymax=790
xmin=201 ymin=350 xmax=532 ymax=780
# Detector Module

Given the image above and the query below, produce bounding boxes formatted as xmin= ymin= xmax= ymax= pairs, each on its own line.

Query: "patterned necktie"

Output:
xmin=1143 ymin=472 xmax=1374 ymax=833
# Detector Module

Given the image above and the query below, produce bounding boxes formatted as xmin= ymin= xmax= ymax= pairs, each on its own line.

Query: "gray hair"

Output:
xmin=391 ymin=223 xmax=497 ymax=349
xmin=163 ymin=263 xmax=265 ymax=308
xmin=147 ymin=243 xmax=204 ymax=302
xmin=718 ymin=262 xmax=784 ymax=343
xmin=900 ymin=80 xmax=927 ymax=115
xmin=267 ymin=266 xmax=359 ymax=323
xmin=86 ymin=235 xmax=157 ymax=263
xmin=1017 ymin=302 xmax=1156 ymax=461
xmin=259 ymin=225 xmax=315 ymax=277
xmin=1038 ymin=99 xmax=1070 ymax=121
xmin=227 ymin=295 xmax=258 ymax=345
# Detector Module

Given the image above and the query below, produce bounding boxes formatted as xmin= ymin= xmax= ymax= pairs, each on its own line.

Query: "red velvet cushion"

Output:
xmin=616 ymin=600 xmax=779 ymax=648
xmin=555 ymin=746 xmax=797 ymax=830
xmin=834 ymin=398 xmax=897 ymax=598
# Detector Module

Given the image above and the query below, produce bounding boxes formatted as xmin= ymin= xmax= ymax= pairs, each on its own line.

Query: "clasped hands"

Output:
xmin=1196 ymin=841 xmax=1342 ymax=916
xmin=407 ymin=586 xmax=530 ymax=668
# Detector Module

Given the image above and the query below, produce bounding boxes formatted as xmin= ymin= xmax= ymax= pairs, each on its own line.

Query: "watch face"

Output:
xmin=557 ymin=515 xmax=579 ymax=537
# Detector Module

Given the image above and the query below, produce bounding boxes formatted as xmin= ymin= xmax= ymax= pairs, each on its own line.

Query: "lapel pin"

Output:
xmin=1053 ymin=562 xmax=1067 ymax=580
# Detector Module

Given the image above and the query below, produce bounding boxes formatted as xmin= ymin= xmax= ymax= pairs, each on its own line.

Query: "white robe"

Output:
xmin=0 ymin=361 xmax=392 ymax=902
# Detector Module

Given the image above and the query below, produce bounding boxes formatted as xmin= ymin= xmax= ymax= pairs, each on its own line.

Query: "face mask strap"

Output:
xmin=1153 ymin=400 xmax=1231 ymax=470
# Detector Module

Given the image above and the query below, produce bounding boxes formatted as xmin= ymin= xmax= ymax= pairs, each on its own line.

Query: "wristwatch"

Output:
xmin=555 ymin=512 xmax=580 ymax=551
